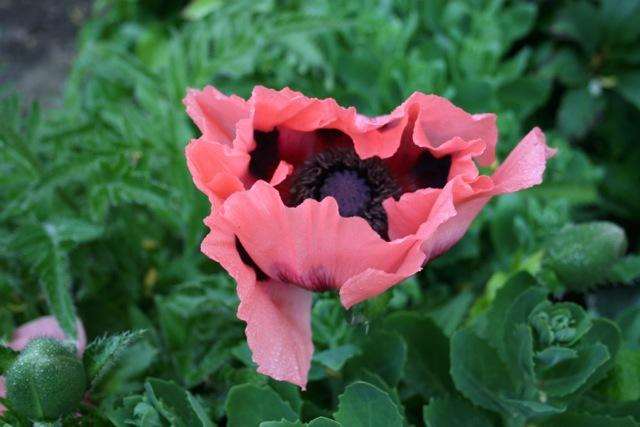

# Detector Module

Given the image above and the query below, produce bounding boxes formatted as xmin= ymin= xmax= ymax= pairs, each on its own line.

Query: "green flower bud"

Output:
xmin=546 ymin=221 xmax=627 ymax=291
xmin=5 ymin=338 xmax=87 ymax=421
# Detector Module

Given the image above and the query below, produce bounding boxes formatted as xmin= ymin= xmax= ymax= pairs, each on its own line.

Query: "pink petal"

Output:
xmin=250 ymin=86 xmax=408 ymax=160
xmin=214 ymin=181 xmax=425 ymax=293
xmin=183 ymin=86 xmax=249 ymax=145
xmin=250 ymin=86 xmax=352 ymax=132
xmin=491 ymin=127 xmax=556 ymax=194
xmin=419 ymin=128 xmax=555 ymax=261
xmin=420 ymin=195 xmax=492 ymax=261
xmin=240 ymin=279 xmax=313 ymax=388
xmin=0 ymin=377 xmax=5 ymax=413
xmin=9 ymin=316 xmax=86 ymax=355
xmin=397 ymin=93 xmax=498 ymax=166
xmin=185 ymin=138 xmax=249 ymax=206
xmin=340 ymin=268 xmax=414 ymax=309
xmin=200 ymin=218 xmax=313 ymax=388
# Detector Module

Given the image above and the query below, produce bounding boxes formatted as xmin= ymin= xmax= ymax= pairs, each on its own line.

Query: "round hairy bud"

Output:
xmin=5 ymin=338 xmax=87 ymax=421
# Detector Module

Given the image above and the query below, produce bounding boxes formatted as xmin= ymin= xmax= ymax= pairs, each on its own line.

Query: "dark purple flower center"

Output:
xmin=290 ymin=147 xmax=401 ymax=239
xmin=319 ymin=170 xmax=371 ymax=217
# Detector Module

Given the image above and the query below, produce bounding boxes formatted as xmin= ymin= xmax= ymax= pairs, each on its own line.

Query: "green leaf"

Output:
xmin=0 ymin=345 xmax=18 ymax=374
xmin=145 ymin=378 xmax=215 ymax=427
xmin=37 ymin=232 xmax=77 ymax=340
xmin=617 ymin=72 xmax=640 ymax=110
xmin=333 ymin=382 xmax=403 ymax=427
xmin=260 ymin=422 xmax=305 ymax=427
xmin=538 ymin=343 xmax=610 ymax=397
xmin=599 ymin=348 xmax=640 ymax=401
xmin=308 ymin=419 xmax=341 ymax=427
xmin=450 ymin=328 xmax=516 ymax=415
xmin=354 ymin=331 xmax=407 ymax=387
xmin=182 ymin=0 xmax=224 ymax=20
xmin=569 ymin=318 xmax=623 ymax=396
xmin=557 ymin=88 xmax=604 ymax=139
xmin=499 ymin=3 xmax=538 ymax=45
xmin=83 ymin=330 xmax=146 ymax=389
xmin=260 ymin=419 xmax=341 ymax=427
xmin=608 ymin=255 xmax=640 ymax=284
xmin=428 ymin=290 xmax=475 ymax=336
xmin=617 ymin=307 xmax=640 ymax=349
xmin=270 ymin=381 xmax=303 ymax=416
xmin=423 ymin=396 xmax=494 ymax=427
xmin=384 ymin=312 xmax=452 ymax=397
xmin=314 ymin=344 xmax=361 ymax=372
xmin=545 ymin=222 xmax=627 ymax=291
xmin=540 ymin=413 xmax=639 ymax=427
xmin=226 ymin=384 xmax=297 ymax=427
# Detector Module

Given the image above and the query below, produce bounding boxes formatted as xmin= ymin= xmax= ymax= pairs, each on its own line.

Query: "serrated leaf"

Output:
xmin=83 ymin=330 xmax=146 ymax=388
xmin=450 ymin=327 xmax=516 ymax=415
xmin=226 ymin=384 xmax=297 ymax=427
xmin=333 ymin=382 xmax=403 ymax=427
xmin=37 ymin=229 xmax=77 ymax=339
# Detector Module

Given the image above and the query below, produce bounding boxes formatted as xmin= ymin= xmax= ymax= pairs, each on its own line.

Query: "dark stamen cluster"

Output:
xmin=289 ymin=147 xmax=401 ymax=239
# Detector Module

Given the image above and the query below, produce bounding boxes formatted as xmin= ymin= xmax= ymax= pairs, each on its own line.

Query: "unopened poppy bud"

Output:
xmin=5 ymin=338 xmax=87 ymax=421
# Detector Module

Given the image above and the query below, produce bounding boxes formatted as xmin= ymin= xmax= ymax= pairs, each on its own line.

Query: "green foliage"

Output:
xmin=83 ymin=330 xmax=147 ymax=389
xmin=451 ymin=273 xmax=622 ymax=421
xmin=1 ymin=0 xmax=640 ymax=425
xmin=333 ymin=382 xmax=403 ymax=427
xmin=226 ymin=384 xmax=298 ymax=427
xmin=0 ymin=345 xmax=18 ymax=374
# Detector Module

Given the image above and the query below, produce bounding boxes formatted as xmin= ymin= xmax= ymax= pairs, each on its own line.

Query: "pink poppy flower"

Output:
xmin=0 ymin=316 xmax=86 ymax=414
xmin=184 ymin=86 xmax=555 ymax=388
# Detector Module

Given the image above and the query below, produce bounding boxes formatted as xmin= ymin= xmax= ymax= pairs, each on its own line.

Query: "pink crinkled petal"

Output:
xmin=250 ymin=86 xmax=353 ymax=132
xmin=396 ymin=92 xmax=498 ymax=165
xmin=384 ymin=175 xmax=491 ymax=241
xmin=240 ymin=279 xmax=313 ymax=388
xmin=350 ymin=114 xmax=410 ymax=160
xmin=421 ymin=128 xmax=555 ymax=261
xmin=217 ymin=181 xmax=425 ymax=292
xmin=185 ymin=138 xmax=249 ymax=206
xmin=251 ymin=86 xmax=408 ymax=160
xmin=491 ymin=127 xmax=556 ymax=193
xmin=183 ymin=86 xmax=249 ymax=145
xmin=421 ymin=196 xmax=492 ymax=261
xmin=200 ymin=215 xmax=313 ymax=388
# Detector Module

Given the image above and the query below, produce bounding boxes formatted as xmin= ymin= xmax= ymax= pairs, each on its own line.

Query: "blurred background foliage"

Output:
xmin=1 ymin=0 xmax=640 ymax=425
